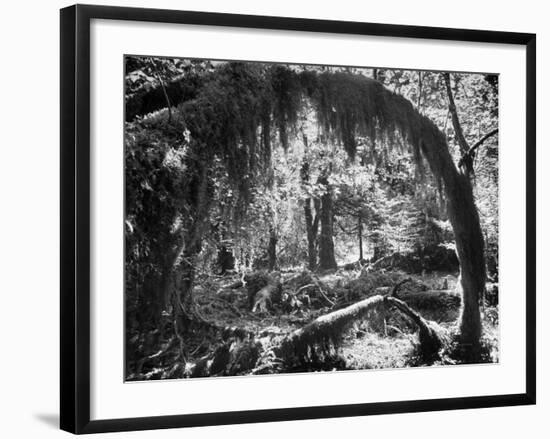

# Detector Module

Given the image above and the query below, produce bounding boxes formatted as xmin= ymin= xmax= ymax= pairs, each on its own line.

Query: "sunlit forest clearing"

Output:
xmin=124 ymin=57 xmax=499 ymax=380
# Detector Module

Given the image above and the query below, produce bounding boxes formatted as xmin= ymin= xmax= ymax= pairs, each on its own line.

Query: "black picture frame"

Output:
xmin=60 ymin=4 xmax=536 ymax=434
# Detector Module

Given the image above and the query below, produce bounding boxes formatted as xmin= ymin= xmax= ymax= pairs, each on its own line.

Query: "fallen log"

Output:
xmin=292 ymin=280 xmax=334 ymax=307
xmin=179 ymin=291 xmax=449 ymax=378
xmin=390 ymin=277 xmax=412 ymax=298
xmin=126 ymin=73 xmax=198 ymax=121
xmin=397 ymin=289 xmax=461 ymax=312
xmin=341 ymin=259 xmax=368 ymax=271
xmin=275 ymin=293 xmax=447 ymax=366
xmin=283 ymin=270 xmax=334 ymax=309
xmin=384 ymin=296 xmax=447 ymax=359
xmin=310 ymin=275 xmax=335 ymax=306
xmin=218 ymin=279 xmax=244 ymax=290
xmin=275 ymin=295 xmax=386 ymax=364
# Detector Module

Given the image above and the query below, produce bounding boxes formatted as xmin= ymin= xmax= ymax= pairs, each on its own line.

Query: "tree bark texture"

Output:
xmin=419 ymin=127 xmax=485 ymax=350
xmin=217 ymin=244 xmax=235 ymax=274
xmin=170 ymin=161 xmax=212 ymax=332
xmin=358 ymin=214 xmax=364 ymax=261
xmin=318 ymin=174 xmax=337 ymax=270
xmin=304 ymin=199 xmax=317 ymax=271
xmin=268 ymin=226 xmax=278 ymax=271
xmin=276 ymin=293 xmax=446 ymax=365
xmin=301 ymin=158 xmax=320 ymax=271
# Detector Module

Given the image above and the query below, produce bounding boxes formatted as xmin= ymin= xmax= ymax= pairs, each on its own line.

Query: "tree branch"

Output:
xmin=417 ymin=71 xmax=423 ymax=113
xmin=443 ymin=73 xmax=470 ymax=156
xmin=469 ymin=128 xmax=499 ymax=155
xmin=312 ymin=199 xmax=321 ymax=235
xmin=390 ymin=277 xmax=412 ymax=299
xmin=148 ymin=58 xmax=172 ymax=123
xmin=458 ymin=128 xmax=499 ymax=169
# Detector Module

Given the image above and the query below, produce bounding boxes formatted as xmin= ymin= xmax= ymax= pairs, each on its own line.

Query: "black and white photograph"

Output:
xmin=0 ymin=0 xmax=544 ymax=436
xmin=124 ymin=56 xmax=500 ymax=381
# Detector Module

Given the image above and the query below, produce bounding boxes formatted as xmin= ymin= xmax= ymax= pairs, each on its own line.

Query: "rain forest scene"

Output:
xmin=124 ymin=56 xmax=499 ymax=381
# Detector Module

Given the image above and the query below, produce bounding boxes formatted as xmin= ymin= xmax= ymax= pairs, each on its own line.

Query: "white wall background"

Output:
xmin=0 ymin=0 xmax=545 ymax=437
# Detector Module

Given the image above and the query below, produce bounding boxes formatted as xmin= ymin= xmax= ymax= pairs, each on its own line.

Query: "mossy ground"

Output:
xmin=127 ymin=268 xmax=498 ymax=379
xmin=191 ymin=268 xmax=499 ymax=371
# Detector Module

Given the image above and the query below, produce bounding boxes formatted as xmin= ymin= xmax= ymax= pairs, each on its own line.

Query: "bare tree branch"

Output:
xmin=458 ymin=128 xmax=499 ymax=169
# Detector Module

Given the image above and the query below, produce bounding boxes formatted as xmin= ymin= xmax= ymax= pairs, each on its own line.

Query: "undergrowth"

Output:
xmin=127 ymin=268 xmax=499 ymax=379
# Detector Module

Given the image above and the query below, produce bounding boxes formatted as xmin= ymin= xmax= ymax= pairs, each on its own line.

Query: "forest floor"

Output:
xmin=175 ymin=267 xmax=499 ymax=376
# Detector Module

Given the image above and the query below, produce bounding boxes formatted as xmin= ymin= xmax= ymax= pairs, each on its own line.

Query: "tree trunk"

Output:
xmin=358 ymin=214 xmax=363 ymax=261
xmin=214 ymin=221 xmax=234 ymax=274
xmin=171 ymin=162 xmax=211 ymax=333
xmin=417 ymin=71 xmax=423 ymax=112
xmin=267 ymin=226 xmax=277 ymax=271
xmin=318 ymin=174 xmax=337 ymax=270
xmin=217 ymin=244 xmax=234 ymax=274
xmin=385 ymin=296 xmax=446 ymax=359
xmin=301 ymin=155 xmax=320 ymax=271
xmin=372 ymin=245 xmax=383 ymax=262
xmin=443 ymin=73 xmax=475 ymax=176
xmin=304 ymin=199 xmax=317 ymax=271
xmin=419 ymin=135 xmax=485 ymax=352
xmin=172 ymin=253 xmax=196 ymax=329
xmin=427 ymin=75 xmax=486 ymax=351
xmin=446 ymin=175 xmax=485 ymax=350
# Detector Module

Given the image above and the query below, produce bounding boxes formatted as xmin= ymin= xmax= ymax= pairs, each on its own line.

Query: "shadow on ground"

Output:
xmin=34 ymin=413 xmax=58 ymax=430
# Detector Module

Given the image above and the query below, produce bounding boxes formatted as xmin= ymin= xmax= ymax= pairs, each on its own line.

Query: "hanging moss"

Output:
xmin=175 ymin=63 xmax=273 ymax=200
xmin=135 ymin=63 xmax=455 ymax=232
xmin=269 ymin=65 xmax=304 ymax=150
xmin=128 ymin=60 xmax=485 ymax=352
xmin=139 ymin=63 xmax=449 ymax=200
xmin=305 ymin=71 xmax=420 ymax=165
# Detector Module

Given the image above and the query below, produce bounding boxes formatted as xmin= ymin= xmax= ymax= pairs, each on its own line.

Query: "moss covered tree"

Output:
xmin=126 ymin=61 xmax=486 ymax=353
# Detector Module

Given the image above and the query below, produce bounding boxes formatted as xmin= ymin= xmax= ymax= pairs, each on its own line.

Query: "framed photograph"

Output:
xmin=60 ymin=4 xmax=536 ymax=434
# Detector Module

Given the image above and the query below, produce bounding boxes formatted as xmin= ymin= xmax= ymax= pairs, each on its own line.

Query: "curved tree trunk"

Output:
xmin=445 ymin=174 xmax=485 ymax=349
xmin=419 ymin=133 xmax=485 ymax=351
xmin=275 ymin=293 xmax=446 ymax=367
